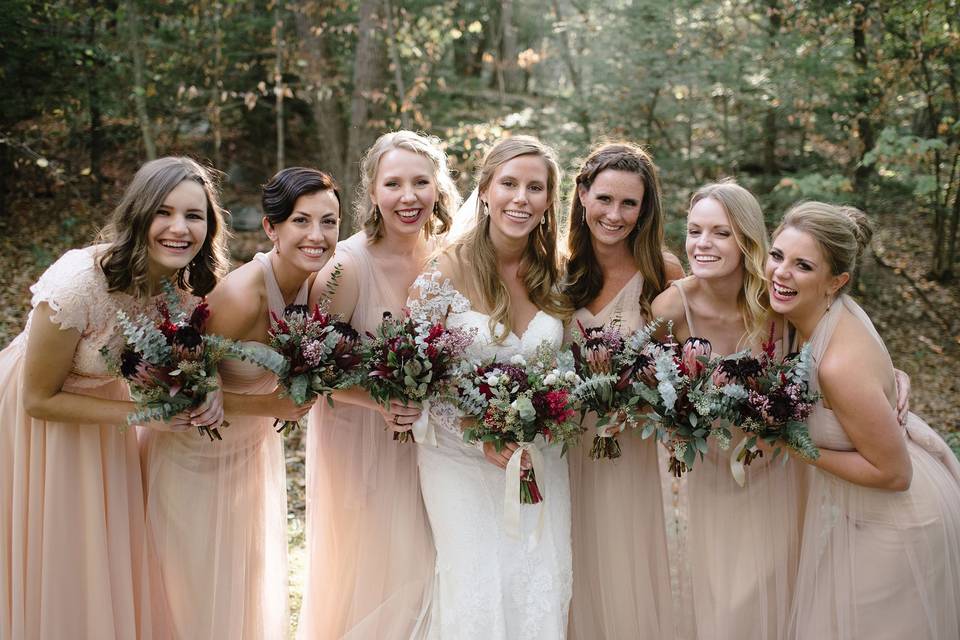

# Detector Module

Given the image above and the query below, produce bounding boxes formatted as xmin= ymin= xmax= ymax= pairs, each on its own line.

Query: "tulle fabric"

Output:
xmin=297 ymin=233 xmax=435 ymax=639
xmin=566 ymin=271 xmax=676 ymax=640
xmin=141 ymin=252 xmax=295 ymax=639
xmin=788 ymin=295 xmax=960 ymax=639
xmin=674 ymin=279 xmax=804 ymax=640
xmin=1 ymin=247 xmax=152 ymax=639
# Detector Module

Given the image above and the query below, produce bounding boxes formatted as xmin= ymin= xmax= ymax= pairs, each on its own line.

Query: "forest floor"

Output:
xmin=2 ymin=184 xmax=958 ymax=633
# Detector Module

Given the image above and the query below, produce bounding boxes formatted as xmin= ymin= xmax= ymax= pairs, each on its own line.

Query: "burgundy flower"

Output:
xmin=172 ymin=325 xmax=204 ymax=361
xmin=188 ymin=301 xmax=210 ymax=331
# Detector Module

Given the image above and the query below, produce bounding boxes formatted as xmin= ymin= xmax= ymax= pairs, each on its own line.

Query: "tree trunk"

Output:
xmin=550 ymin=0 xmax=590 ymax=143
xmin=383 ymin=0 xmax=411 ymax=129
xmin=497 ymin=0 xmax=522 ymax=96
xmin=852 ymin=1 xmax=875 ymax=197
xmin=762 ymin=0 xmax=782 ymax=187
xmin=208 ymin=0 xmax=224 ymax=168
xmin=342 ymin=0 xmax=388 ymax=237
xmin=274 ymin=3 xmax=285 ymax=172
xmin=124 ymin=0 xmax=156 ymax=160
xmin=293 ymin=1 xmax=347 ymax=182
xmin=86 ymin=3 xmax=102 ymax=204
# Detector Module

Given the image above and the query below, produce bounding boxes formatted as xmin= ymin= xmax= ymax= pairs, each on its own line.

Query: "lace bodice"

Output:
xmin=409 ymin=270 xmax=564 ymax=362
xmin=26 ymin=246 xmax=170 ymax=390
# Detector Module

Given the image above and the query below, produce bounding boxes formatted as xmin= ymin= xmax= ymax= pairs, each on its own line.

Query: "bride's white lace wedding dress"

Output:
xmin=410 ymin=272 xmax=573 ymax=640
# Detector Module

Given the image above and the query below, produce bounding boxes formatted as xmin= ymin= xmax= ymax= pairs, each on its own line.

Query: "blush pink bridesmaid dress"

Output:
xmin=140 ymin=252 xmax=296 ymax=639
xmin=567 ymin=270 xmax=677 ymax=640
xmin=1 ymin=247 xmax=153 ymax=639
xmin=297 ymin=232 xmax=435 ymax=640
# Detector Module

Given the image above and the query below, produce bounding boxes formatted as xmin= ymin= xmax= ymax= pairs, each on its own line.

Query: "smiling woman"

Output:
xmin=0 ymin=157 xmax=229 ymax=640
xmin=140 ymin=166 xmax=341 ymax=639
xmin=297 ymin=130 xmax=459 ymax=640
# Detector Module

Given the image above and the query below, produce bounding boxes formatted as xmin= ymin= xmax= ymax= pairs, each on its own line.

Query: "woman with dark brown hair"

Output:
xmin=563 ymin=142 xmax=683 ymax=640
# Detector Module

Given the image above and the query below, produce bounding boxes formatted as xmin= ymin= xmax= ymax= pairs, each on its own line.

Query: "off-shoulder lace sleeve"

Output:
xmin=407 ymin=269 xmax=471 ymax=324
xmin=29 ymin=248 xmax=101 ymax=333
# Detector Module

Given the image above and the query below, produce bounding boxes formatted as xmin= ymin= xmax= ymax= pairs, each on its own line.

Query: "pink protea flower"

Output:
xmin=680 ymin=337 xmax=712 ymax=377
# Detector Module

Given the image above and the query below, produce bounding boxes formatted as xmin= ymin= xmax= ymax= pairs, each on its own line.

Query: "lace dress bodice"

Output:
xmin=25 ymin=246 xmax=172 ymax=391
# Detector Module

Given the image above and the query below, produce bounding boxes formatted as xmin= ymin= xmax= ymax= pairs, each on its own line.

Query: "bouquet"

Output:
xmin=458 ymin=343 xmax=581 ymax=504
xmin=716 ymin=327 xmax=820 ymax=472
xmin=357 ymin=310 xmax=474 ymax=443
xmin=103 ymin=287 xmax=284 ymax=440
xmin=633 ymin=333 xmax=743 ymax=477
xmin=268 ymin=302 xmax=362 ymax=434
xmin=569 ymin=318 xmax=661 ymax=460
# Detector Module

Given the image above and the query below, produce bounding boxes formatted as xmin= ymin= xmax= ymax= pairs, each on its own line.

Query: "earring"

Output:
xmin=541 ymin=213 xmax=548 ymax=227
xmin=274 ymin=242 xmax=280 ymax=256
xmin=480 ymin=201 xmax=489 ymax=216
xmin=373 ymin=205 xmax=382 ymax=221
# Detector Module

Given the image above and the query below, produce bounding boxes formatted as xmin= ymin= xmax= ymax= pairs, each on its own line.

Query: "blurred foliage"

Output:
xmin=1 ymin=0 xmax=958 ymax=273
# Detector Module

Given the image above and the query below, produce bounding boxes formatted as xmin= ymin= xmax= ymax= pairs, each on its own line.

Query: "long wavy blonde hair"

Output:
xmin=563 ymin=142 xmax=669 ymax=318
xmin=447 ymin=136 xmax=570 ymax=341
xmin=355 ymin=130 xmax=460 ymax=242
xmin=690 ymin=179 xmax=771 ymax=348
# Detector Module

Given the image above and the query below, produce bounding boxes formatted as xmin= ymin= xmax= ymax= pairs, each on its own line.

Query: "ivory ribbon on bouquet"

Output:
xmin=410 ymin=399 xmax=437 ymax=447
xmin=730 ymin=438 xmax=748 ymax=487
xmin=504 ymin=441 xmax=547 ymax=542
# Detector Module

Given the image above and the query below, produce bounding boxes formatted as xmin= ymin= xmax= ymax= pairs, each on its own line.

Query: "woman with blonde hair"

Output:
xmin=0 ymin=156 xmax=229 ymax=639
xmin=408 ymin=135 xmax=572 ymax=639
xmin=768 ymin=201 xmax=960 ymax=639
xmin=651 ymin=179 xmax=804 ymax=640
xmin=297 ymin=130 xmax=459 ymax=639
xmin=563 ymin=142 xmax=683 ymax=639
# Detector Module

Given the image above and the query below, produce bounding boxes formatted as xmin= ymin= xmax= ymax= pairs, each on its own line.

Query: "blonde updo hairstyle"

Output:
xmin=355 ymin=130 xmax=460 ymax=242
xmin=449 ymin=135 xmax=570 ymax=341
xmin=773 ymin=201 xmax=873 ymax=295
xmin=690 ymin=180 xmax=771 ymax=347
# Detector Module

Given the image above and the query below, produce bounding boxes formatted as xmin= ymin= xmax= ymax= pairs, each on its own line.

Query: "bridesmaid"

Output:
xmin=297 ymin=131 xmax=459 ymax=639
xmin=651 ymin=180 xmax=803 ymax=640
xmin=141 ymin=167 xmax=340 ymax=638
xmin=0 ymin=157 xmax=229 ymax=639
xmin=767 ymin=202 xmax=960 ymax=639
xmin=563 ymin=142 xmax=683 ymax=639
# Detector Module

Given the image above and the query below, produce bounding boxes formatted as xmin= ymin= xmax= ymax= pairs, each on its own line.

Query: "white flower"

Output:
xmin=564 ymin=370 xmax=578 ymax=383
xmin=510 ymin=354 xmax=527 ymax=366
xmin=543 ymin=373 xmax=558 ymax=386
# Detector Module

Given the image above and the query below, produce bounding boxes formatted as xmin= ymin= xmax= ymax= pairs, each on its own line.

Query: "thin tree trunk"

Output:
xmin=852 ymin=1 xmax=875 ymax=196
xmin=343 ymin=0 xmax=387 ymax=237
xmin=762 ymin=0 xmax=782 ymax=187
xmin=209 ymin=0 xmax=224 ymax=168
xmin=550 ymin=0 xmax=590 ymax=143
xmin=86 ymin=3 xmax=102 ymax=204
xmin=125 ymin=0 xmax=156 ymax=160
xmin=274 ymin=3 xmax=285 ymax=172
xmin=383 ymin=0 xmax=411 ymax=129
xmin=293 ymin=1 xmax=347 ymax=182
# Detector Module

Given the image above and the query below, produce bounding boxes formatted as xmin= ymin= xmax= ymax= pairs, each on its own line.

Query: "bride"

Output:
xmin=409 ymin=136 xmax=573 ymax=639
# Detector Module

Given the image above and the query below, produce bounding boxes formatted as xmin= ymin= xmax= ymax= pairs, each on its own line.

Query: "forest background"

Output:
xmin=2 ymin=0 xmax=959 ymax=628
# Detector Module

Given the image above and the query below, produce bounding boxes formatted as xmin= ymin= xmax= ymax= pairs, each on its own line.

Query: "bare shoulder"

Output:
xmin=662 ymin=250 xmax=686 ymax=283
xmin=310 ymin=248 xmax=360 ymax=318
xmin=819 ymin=311 xmax=892 ymax=392
xmin=206 ymin=261 xmax=267 ymax=339
xmin=651 ymin=282 xmax=687 ymax=339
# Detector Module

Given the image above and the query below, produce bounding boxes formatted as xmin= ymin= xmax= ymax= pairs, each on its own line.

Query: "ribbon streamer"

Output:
xmin=730 ymin=438 xmax=748 ymax=487
xmin=410 ymin=398 xmax=437 ymax=447
xmin=504 ymin=441 xmax=547 ymax=542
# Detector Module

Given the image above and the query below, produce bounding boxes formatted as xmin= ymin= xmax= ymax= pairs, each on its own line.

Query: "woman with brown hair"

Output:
xmin=564 ymin=142 xmax=683 ymax=640
xmin=0 ymin=157 xmax=229 ymax=639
